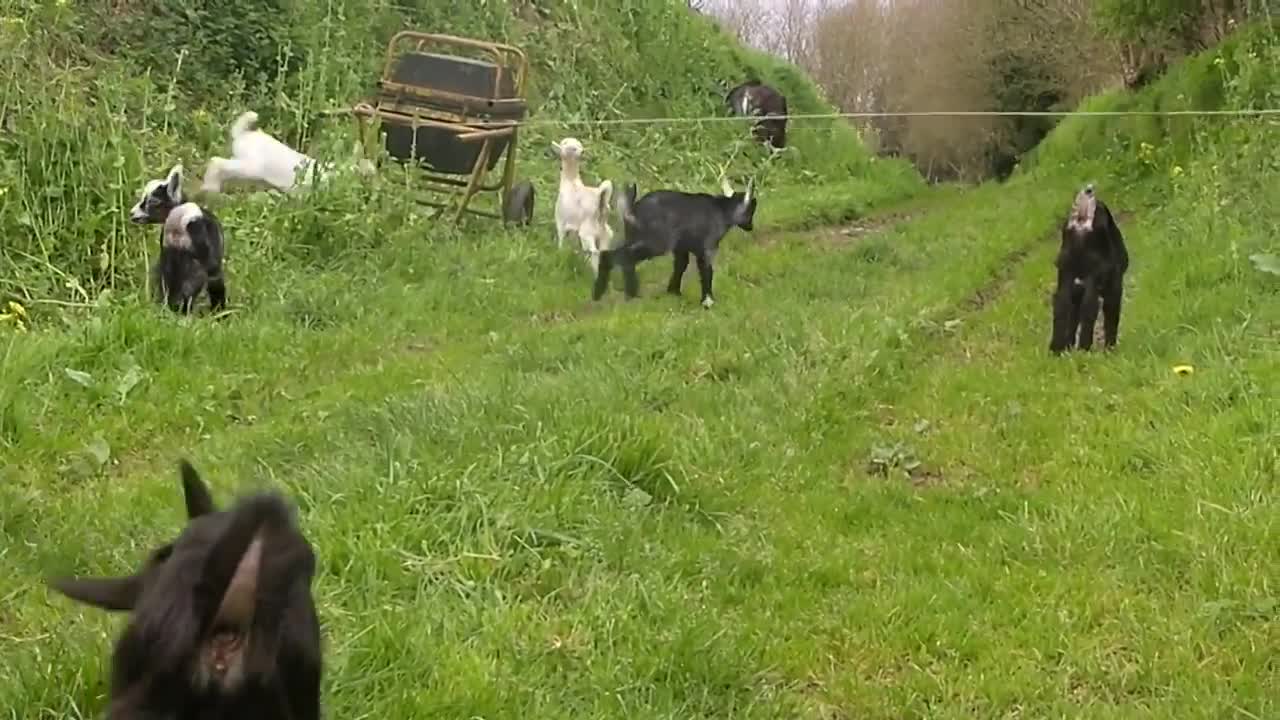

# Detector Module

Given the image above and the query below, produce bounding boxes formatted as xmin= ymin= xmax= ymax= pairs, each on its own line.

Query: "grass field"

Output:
xmin=3 ymin=158 xmax=1277 ymax=717
xmin=2 ymin=6 xmax=1278 ymax=720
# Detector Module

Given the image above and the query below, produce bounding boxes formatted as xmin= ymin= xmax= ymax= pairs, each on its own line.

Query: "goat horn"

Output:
xmin=721 ymin=177 xmax=734 ymax=196
xmin=214 ymin=535 xmax=263 ymax=627
xmin=745 ymin=178 xmax=753 ymax=203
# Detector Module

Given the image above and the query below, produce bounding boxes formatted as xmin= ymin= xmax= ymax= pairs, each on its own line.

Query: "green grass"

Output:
xmin=2 ymin=7 xmax=1279 ymax=720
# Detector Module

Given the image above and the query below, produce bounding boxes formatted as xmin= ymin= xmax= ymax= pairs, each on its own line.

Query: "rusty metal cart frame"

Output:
xmin=344 ymin=31 xmax=535 ymax=224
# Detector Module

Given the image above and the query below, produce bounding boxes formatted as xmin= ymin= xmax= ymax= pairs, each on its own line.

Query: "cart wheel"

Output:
xmin=504 ymin=180 xmax=535 ymax=226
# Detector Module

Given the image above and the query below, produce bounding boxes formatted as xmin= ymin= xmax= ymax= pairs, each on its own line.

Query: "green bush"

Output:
xmin=1019 ymin=20 xmax=1279 ymax=184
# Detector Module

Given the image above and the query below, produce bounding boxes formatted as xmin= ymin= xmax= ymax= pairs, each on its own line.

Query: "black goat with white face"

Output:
xmin=726 ymin=80 xmax=788 ymax=150
xmin=129 ymin=164 xmax=227 ymax=314
xmin=1049 ymin=183 xmax=1130 ymax=354
xmin=592 ymin=177 xmax=757 ymax=308
xmin=48 ymin=460 xmax=322 ymax=720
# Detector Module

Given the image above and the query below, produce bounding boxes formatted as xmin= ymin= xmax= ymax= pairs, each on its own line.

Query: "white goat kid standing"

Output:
xmin=551 ymin=138 xmax=614 ymax=271
xmin=202 ymin=111 xmax=373 ymax=195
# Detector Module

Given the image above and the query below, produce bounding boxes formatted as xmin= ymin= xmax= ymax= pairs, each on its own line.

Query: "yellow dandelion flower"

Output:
xmin=1 ymin=302 xmax=27 ymax=332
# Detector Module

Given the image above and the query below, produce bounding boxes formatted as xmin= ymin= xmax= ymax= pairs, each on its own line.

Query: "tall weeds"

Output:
xmin=0 ymin=0 xmax=920 ymax=310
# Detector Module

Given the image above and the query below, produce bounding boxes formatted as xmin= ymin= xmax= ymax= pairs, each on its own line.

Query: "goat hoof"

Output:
xmin=701 ymin=297 xmax=715 ymax=309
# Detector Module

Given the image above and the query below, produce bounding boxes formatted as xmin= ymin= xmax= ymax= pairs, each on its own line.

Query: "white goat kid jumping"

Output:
xmin=202 ymin=111 xmax=373 ymax=195
xmin=551 ymin=138 xmax=614 ymax=271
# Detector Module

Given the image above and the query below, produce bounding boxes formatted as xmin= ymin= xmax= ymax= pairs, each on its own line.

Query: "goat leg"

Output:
xmin=695 ymin=250 xmax=715 ymax=308
xmin=1101 ymin=276 xmax=1123 ymax=349
xmin=621 ymin=257 xmax=641 ymax=299
xmin=168 ymin=291 xmax=193 ymax=315
xmin=150 ymin=261 xmax=166 ymax=305
xmin=1049 ymin=272 xmax=1077 ymax=354
xmin=667 ymin=251 xmax=690 ymax=295
xmin=592 ymin=251 xmax=614 ymax=301
xmin=1077 ymin=281 xmax=1101 ymax=351
xmin=207 ymin=272 xmax=227 ymax=313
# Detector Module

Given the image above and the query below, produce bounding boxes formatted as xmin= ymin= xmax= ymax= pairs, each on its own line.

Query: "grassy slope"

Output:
xmin=2 ymin=8 xmax=1279 ymax=720
xmin=0 ymin=0 xmax=921 ymax=302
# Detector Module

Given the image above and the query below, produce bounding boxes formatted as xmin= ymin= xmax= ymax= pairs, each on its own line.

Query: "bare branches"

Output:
xmin=702 ymin=0 xmax=1268 ymax=180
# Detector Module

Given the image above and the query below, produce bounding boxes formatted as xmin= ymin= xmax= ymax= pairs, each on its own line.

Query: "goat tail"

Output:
xmin=617 ymin=182 xmax=640 ymax=227
xmin=597 ymin=180 xmax=614 ymax=217
xmin=230 ymin=111 xmax=260 ymax=139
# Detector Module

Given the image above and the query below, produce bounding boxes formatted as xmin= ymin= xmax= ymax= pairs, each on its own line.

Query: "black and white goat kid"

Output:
xmin=592 ymin=177 xmax=757 ymax=308
xmin=47 ymin=460 xmax=322 ymax=720
xmin=129 ymin=164 xmax=228 ymax=314
xmin=1049 ymin=183 xmax=1130 ymax=354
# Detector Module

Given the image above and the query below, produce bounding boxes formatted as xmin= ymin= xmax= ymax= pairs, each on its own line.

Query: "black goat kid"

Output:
xmin=725 ymin=80 xmax=788 ymax=150
xmin=593 ymin=178 xmax=757 ymax=309
xmin=129 ymin=164 xmax=228 ymax=314
xmin=48 ymin=460 xmax=321 ymax=720
xmin=1049 ymin=183 xmax=1130 ymax=354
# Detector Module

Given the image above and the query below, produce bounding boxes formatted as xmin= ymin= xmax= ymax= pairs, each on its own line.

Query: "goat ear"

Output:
xmin=180 ymin=460 xmax=216 ymax=518
xmin=721 ymin=177 xmax=734 ymax=197
xmin=166 ymin=164 xmax=183 ymax=197
xmin=48 ymin=574 xmax=142 ymax=611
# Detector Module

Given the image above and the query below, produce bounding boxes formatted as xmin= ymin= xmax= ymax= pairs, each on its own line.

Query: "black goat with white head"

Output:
xmin=1049 ymin=183 xmax=1130 ymax=354
xmin=592 ymin=177 xmax=757 ymax=309
xmin=129 ymin=164 xmax=227 ymax=314
xmin=48 ymin=460 xmax=322 ymax=720
xmin=726 ymin=80 xmax=788 ymax=151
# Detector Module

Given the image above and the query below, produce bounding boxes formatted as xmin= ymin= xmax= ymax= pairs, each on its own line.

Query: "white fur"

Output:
xmin=129 ymin=179 xmax=164 ymax=221
xmin=1067 ymin=183 xmax=1097 ymax=233
xmin=163 ymin=203 xmax=204 ymax=249
xmin=552 ymin=137 xmax=616 ymax=271
xmin=202 ymin=111 xmax=374 ymax=195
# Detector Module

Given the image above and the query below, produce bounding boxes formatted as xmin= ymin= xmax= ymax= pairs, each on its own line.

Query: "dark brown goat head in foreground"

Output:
xmin=49 ymin=460 xmax=322 ymax=720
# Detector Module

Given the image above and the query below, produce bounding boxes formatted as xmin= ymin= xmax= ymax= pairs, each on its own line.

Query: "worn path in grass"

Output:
xmin=3 ymin=178 xmax=1275 ymax=718
xmin=0 ymin=193 xmax=949 ymax=481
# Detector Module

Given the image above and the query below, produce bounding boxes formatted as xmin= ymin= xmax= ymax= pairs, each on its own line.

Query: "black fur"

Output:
xmin=593 ymin=183 xmax=757 ymax=307
xmin=130 ymin=167 xmax=228 ymax=314
xmin=725 ymin=80 xmax=788 ymax=150
xmin=48 ymin=460 xmax=322 ymax=720
xmin=1050 ymin=185 xmax=1130 ymax=354
xmin=153 ymin=212 xmax=227 ymax=314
